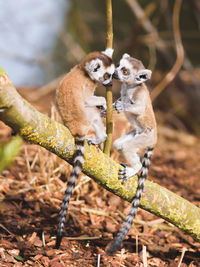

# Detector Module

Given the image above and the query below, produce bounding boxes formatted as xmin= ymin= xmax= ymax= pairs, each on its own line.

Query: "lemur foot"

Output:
xmin=118 ymin=164 xmax=140 ymax=184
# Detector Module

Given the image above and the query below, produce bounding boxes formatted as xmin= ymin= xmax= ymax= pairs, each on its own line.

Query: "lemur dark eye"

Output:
xmin=94 ymin=64 xmax=100 ymax=72
xmin=104 ymin=73 xmax=111 ymax=80
xmin=116 ymin=63 xmax=120 ymax=68
xmin=139 ymin=74 xmax=146 ymax=79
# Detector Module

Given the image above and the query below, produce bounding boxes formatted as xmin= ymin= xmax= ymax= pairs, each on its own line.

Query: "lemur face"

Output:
xmin=113 ymin=53 xmax=152 ymax=85
xmin=85 ymin=49 xmax=115 ymax=87
xmin=85 ymin=58 xmax=115 ymax=87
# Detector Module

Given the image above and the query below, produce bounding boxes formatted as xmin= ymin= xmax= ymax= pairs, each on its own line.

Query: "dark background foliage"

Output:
xmin=52 ymin=0 xmax=200 ymax=134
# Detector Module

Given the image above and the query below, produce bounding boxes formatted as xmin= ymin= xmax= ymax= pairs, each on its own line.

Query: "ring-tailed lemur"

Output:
xmin=107 ymin=53 xmax=157 ymax=254
xmin=55 ymin=49 xmax=115 ymax=248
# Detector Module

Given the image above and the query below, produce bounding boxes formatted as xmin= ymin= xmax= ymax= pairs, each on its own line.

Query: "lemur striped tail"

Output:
xmin=55 ymin=139 xmax=84 ymax=249
xmin=107 ymin=147 xmax=153 ymax=255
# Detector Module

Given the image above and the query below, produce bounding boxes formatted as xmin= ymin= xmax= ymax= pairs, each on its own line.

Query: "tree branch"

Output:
xmin=1 ymin=70 xmax=200 ymax=243
xmin=104 ymin=0 xmax=114 ymax=156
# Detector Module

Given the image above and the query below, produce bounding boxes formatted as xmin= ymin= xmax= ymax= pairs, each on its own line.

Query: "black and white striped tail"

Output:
xmin=107 ymin=147 xmax=153 ymax=254
xmin=55 ymin=139 xmax=84 ymax=248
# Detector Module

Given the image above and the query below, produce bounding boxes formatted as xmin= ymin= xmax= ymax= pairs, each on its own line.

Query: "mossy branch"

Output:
xmin=1 ymin=71 xmax=200 ymax=243
xmin=104 ymin=0 xmax=113 ymax=156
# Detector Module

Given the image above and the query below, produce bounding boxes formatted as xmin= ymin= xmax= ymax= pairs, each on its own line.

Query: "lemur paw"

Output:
xmin=113 ymin=100 xmax=124 ymax=113
xmin=118 ymin=164 xmax=138 ymax=184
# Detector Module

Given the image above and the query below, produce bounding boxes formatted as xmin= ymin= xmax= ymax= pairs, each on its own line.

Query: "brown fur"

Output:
xmin=127 ymin=57 xmax=144 ymax=71
xmin=81 ymin=52 xmax=113 ymax=68
xmin=56 ymin=65 xmax=96 ymax=137
xmin=56 ymin=51 xmax=113 ymax=139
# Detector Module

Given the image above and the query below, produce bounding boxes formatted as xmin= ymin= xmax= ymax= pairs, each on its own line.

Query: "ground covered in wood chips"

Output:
xmin=0 ymin=89 xmax=200 ymax=267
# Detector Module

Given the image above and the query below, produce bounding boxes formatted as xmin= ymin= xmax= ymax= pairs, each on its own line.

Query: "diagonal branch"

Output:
xmin=1 ymin=70 xmax=200 ymax=243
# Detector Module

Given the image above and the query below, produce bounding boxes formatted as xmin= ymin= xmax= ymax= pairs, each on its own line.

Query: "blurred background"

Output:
xmin=0 ymin=0 xmax=200 ymax=135
xmin=1 ymin=1 xmax=200 ymax=265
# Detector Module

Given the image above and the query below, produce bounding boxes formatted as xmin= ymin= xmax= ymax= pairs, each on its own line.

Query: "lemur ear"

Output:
xmin=122 ymin=53 xmax=130 ymax=59
xmin=102 ymin=48 xmax=114 ymax=58
xmin=135 ymin=69 xmax=152 ymax=84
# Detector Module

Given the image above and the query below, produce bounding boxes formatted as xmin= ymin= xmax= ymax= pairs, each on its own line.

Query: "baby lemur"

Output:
xmin=107 ymin=53 xmax=157 ymax=254
xmin=55 ymin=48 xmax=115 ymax=248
